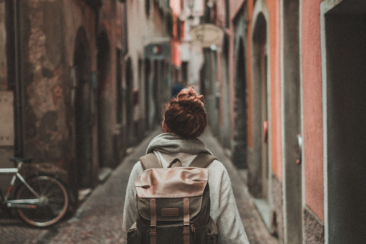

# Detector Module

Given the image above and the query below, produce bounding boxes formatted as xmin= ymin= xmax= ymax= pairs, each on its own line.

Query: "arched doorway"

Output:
xmin=232 ymin=38 xmax=248 ymax=169
xmin=125 ymin=57 xmax=134 ymax=146
xmin=220 ymin=34 xmax=231 ymax=148
xmin=73 ymin=27 xmax=93 ymax=189
xmin=251 ymin=12 xmax=269 ymax=200
xmin=97 ymin=31 xmax=112 ymax=168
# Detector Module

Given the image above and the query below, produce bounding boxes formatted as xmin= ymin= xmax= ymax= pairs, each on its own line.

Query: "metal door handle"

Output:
xmin=296 ymin=134 xmax=303 ymax=164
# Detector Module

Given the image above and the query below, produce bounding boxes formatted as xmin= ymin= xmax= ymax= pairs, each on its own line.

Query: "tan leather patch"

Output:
xmin=161 ymin=208 xmax=179 ymax=217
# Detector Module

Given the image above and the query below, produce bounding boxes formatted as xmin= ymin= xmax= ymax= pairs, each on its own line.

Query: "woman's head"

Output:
xmin=163 ymin=86 xmax=207 ymax=139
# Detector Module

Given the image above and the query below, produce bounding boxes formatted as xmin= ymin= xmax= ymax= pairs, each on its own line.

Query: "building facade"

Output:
xmin=201 ymin=0 xmax=366 ymax=243
xmin=0 ymin=0 xmax=171 ymax=207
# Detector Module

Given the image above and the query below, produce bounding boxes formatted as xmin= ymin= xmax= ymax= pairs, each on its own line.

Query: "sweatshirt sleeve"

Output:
xmin=122 ymin=162 xmax=143 ymax=234
xmin=216 ymin=165 xmax=250 ymax=244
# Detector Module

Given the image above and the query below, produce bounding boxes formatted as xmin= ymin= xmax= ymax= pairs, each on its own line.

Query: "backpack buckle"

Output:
xmin=150 ymin=225 xmax=157 ymax=236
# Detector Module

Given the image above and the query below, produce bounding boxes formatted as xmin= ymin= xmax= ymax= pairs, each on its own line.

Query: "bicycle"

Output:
xmin=0 ymin=157 xmax=69 ymax=227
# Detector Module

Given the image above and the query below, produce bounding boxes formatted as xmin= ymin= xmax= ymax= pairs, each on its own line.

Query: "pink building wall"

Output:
xmin=230 ymin=0 xmax=245 ymax=20
xmin=267 ymin=0 xmax=282 ymax=180
xmin=246 ymin=0 xmax=282 ymax=180
xmin=302 ymin=0 xmax=324 ymax=222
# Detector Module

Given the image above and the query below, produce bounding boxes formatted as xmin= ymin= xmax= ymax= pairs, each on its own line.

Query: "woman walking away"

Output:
xmin=122 ymin=87 xmax=250 ymax=244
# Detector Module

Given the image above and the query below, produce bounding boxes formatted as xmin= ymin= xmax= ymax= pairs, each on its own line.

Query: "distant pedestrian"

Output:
xmin=122 ymin=86 xmax=249 ymax=243
xmin=171 ymin=80 xmax=185 ymax=97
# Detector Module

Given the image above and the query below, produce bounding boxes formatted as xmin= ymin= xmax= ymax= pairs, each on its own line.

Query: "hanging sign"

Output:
xmin=144 ymin=43 xmax=171 ymax=60
xmin=190 ymin=24 xmax=224 ymax=47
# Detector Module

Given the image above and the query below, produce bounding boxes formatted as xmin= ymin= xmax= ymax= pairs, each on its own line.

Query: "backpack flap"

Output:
xmin=135 ymin=167 xmax=209 ymax=222
xmin=135 ymin=167 xmax=208 ymax=198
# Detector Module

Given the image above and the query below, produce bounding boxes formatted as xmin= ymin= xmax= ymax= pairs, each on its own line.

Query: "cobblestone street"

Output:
xmin=0 ymin=128 xmax=277 ymax=244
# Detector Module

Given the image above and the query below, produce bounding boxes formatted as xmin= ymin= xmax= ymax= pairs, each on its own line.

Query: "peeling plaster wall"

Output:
xmin=22 ymin=0 xmax=68 ymax=167
xmin=18 ymin=0 xmax=97 ymax=180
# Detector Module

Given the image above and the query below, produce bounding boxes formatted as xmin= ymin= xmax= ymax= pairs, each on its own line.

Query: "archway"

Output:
xmin=220 ymin=34 xmax=231 ymax=148
xmin=125 ymin=57 xmax=134 ymax=146
xmin=97 ymin=31 xmax=112 ymax=168
xmin=232 ymin=38 xmax=248 ymax=169
xmin=73 ymin=27 xmax=93 ymax=189
xmin=251 ymin=12 xmax=269 ymax=201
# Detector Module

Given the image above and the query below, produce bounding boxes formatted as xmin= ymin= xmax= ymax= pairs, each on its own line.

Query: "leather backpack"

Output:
xmin=127 ymin=153 xmax=219 ymax=244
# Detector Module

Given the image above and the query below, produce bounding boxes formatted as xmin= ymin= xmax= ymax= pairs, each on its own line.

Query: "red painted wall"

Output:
xmin=267 ymin=0 xmax=282 ymax=180
xmin=302 ymin=0 xmax=324 ymax=222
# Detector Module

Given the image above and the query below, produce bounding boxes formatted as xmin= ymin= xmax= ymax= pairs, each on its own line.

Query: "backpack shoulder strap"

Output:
xmin=188 ymin=153 xmax=217 ymax=168
xmin=140 ymin=153 xmax=162 ymax=170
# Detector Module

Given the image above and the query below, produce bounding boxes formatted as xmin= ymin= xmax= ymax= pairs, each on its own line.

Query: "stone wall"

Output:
xmin=21 ymin=0 xmax=69 ymax=170
xmin=304 ymin=206 xmax=324 ymax=244
xmin=271 ymin=174 xmax=284 ymax=243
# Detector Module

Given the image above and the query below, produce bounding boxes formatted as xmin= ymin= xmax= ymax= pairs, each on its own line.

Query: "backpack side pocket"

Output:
xmin=127 ymin=222 xmax=137 ymax=244
xmin=206 ymin=217 xmax=218 ymax=244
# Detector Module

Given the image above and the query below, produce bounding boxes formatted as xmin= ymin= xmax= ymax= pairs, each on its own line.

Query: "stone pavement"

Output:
xmin=0 ymin=128 xmax=277 ymax=244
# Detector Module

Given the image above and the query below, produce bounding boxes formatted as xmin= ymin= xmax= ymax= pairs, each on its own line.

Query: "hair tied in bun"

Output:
xmin=164 ymin=86 xmax=207 ymax=139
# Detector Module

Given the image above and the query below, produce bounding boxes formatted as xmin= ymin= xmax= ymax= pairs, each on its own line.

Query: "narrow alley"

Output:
xmin=0 ymin=128 xmax=276 ymax=244
xmin=1 ymin=0 xmax=366 ymax=243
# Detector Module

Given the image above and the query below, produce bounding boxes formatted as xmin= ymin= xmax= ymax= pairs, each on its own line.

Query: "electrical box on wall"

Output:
xmin=0 ymin=91 xmax=14 ymax=147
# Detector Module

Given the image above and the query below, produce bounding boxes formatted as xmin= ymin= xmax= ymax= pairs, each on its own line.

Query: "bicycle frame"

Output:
xmin=0 ymin=162 xmax=40 ymax=209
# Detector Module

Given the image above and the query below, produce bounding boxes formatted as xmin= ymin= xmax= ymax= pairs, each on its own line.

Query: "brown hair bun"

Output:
xmin=164 ymin=86 xmax=207 ymax=139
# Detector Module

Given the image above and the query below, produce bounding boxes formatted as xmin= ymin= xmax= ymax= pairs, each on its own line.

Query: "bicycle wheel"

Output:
xmin=15 ymin=173 xmax=69 ymax=227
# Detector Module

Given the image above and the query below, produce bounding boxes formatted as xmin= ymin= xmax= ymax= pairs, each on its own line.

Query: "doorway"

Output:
xmin=325 ymin=1 xmax=366 ymax=242
xmin=73 ymin=28 xmax=93 ymax=189
xmin=97 ymin=31 xmax=111 ymax=168
xmin=125 ymin=58 xmax=134 ymax=146
xmin=232 ymin=38 xmax=248 ymax=169
xmin=251 ymin=13 xmax=269 ymax=200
